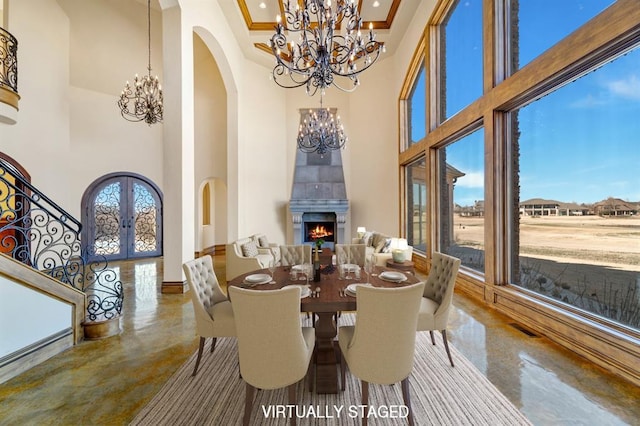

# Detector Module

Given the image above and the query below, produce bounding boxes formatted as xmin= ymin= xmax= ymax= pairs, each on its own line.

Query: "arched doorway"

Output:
xmin=82 ymin=172 xmax=163 ymax=262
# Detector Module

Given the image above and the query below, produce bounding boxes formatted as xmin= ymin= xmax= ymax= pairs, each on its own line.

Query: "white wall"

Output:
xmin=193 ymin=32 xmax=227 ymax=249
xmin=236 ymin=59 xmax=287 ymax=242
xmin=177 ymin=1 xmax=288 ymax=249
xmin=0 ymin=0 xmax=164 ymax=220
xmin=0 ymin=0 xmax=72 ymax=211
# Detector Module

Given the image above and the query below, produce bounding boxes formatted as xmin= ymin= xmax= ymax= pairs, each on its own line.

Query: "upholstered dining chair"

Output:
xmin=335 ymin=243 xmax=367 ymax=266
xmin=228 ymin=286 xmax=315 ymax=426
xmin=417 ymin=251 xmax=461 ymax=367
xmin=338 ymin=282 xmax=425 ymax=426
xmin=279 ymin=244 xmax=312 ymax=266
xmin=182 ymin=256 xmax=236 ymax=376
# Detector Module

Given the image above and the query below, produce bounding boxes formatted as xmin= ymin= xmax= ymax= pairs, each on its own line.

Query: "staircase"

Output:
xmin=0 ymin=158 xmax=123 ymax=383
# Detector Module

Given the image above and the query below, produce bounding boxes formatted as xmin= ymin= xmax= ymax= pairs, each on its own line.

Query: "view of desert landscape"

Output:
xmin=452 ymin=214 xmax=640 ymax=327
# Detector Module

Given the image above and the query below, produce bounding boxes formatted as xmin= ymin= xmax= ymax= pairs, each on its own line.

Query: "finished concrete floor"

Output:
xmin=1 ymin=255 xmax=639 ymax=425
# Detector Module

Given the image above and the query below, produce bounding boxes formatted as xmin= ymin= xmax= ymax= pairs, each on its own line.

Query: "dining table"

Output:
xmin=226 ymin=253 xmax=421 ymax=394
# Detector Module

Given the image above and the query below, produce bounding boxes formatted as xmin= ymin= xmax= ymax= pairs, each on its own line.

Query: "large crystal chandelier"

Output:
xmin=269 ymin=0 xmax=384 ymax=95
xmin=118 ymin=0 xmax=163 ymax=125
xmin=297 ymin=95 xmax=347 ymax=155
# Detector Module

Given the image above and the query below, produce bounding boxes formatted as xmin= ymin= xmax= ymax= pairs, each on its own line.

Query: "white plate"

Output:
xmin=282 ymin=285 xmax=311 ymax=298
xmin=345 ymin=283 xmax=372 ymax=296
xmin=380 ymin=271 xmax=407 ymax=282
xmin=292 ymin=264 xmax=309 ymax=271
xmin=244 ymin=273 xmax=271 ymax=284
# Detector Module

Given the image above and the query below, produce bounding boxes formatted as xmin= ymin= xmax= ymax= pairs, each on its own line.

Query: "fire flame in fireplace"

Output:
xmin=309 ymin=225 xmax=333 ymax=240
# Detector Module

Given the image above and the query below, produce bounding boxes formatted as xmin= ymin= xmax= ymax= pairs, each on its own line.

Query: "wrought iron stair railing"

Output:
xmin=0 ymin=162 xmax=122 ymax=323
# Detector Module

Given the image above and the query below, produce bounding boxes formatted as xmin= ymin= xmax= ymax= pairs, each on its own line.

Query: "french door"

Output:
xmin=83 ymin=174 xmax=162 ymax=261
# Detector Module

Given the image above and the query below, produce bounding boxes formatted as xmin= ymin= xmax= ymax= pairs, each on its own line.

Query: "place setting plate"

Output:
xmin=282 ymin=285 xmax=312 ymax=298
xmin=345 ymin=283 xmax=372 ymax=296
xmin=243 ymin=273 xmax=271 ymax=286
xmin=291 ymin=264 xmax=312 ymax=272
xmin=379 ymin=271 xmax=408 ymax=283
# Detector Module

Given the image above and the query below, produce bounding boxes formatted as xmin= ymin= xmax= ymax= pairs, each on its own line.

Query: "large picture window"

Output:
xmin=409 ymin=64 xmax=426 ymax=145
xmin=399 ymin=0 xmax=638 ymax=381
xmin=512 ymin=0 xmax=614 ymax=72
xmin=510 ymin=46 xmax=640 ymax=329
xmin=439 ymin=128 xmax=485 ymax=273
xmin=441 ymin=0 xmax=483 ymax=121
xmin=405 ymin=157 xmax=427 ymax=253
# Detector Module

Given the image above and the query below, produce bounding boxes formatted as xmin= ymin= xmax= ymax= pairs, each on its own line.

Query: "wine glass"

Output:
xmin=268 ymin=259 xmax=277 ymax=284
xmin=369 ymin=254 xmax=378 ymax=276
xmin=304 ymin=262 xmax=312 ymax=286
xmin=364 ymin=260 xmax=373 ymax=284
xmin=346 ymin=249 xmax=353 ymax=280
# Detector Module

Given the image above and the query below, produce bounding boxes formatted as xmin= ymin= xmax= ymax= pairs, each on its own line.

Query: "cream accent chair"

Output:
xmin=338 ymin=282 xmax=425 ymax=426
xmin=250 ymin=233 xmax=281 ymax=264
xmin=335 ymin=243 xmax=367 ymax=266
xmin=279 ymin=244 xmax=312 ymax=266
xmin=182 ymin=256 xmax=235 ymax=376
xmin=226 ymin=237 xmax=273 ymax=281
xmin=229 ymin=286 xmax=315 ymax=426
xmin=417 ymin=251 xmax=461 ymax=367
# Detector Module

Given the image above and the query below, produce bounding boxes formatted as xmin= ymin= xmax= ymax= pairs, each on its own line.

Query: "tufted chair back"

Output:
xmin=183 ymin=256 xmax=233 ymax=338
xmin=279 ymin=244 xmax=312 ymax=266
xmin=335 ymin=244 xmax=367 ymax=266
xmin=183 ymin=256 xmax=236 ymax=376
xmin=417 ymin=251 xmax=460 ymax=367
xmin=337 ymin=282 xmax=425 ymax=425
xmin=423 ymin=252 xmax=460 ymax=306
xmin=339 ymin=282 xmax=425 ymax=385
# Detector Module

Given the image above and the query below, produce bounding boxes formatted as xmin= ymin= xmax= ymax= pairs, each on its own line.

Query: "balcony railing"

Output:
xmin=0 ymin=26 xmax=19 ymax=112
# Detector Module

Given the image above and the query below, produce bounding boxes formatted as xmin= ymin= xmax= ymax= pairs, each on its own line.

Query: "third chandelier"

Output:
xmin=297 ymin=95 xmax=347 ymax=155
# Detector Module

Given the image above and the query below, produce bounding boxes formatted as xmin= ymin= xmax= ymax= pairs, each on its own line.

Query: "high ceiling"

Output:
xmin=219 ymin=1 xmax=421 ymax=68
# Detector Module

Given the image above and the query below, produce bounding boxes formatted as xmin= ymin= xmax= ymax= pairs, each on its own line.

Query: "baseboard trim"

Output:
xmin=195 ymin=245 xmax=215 ymax=258
xmin=0 ymin=329 xmax=73 ymax=384
xmin=161 ymin=280 xmax=188 ymax=294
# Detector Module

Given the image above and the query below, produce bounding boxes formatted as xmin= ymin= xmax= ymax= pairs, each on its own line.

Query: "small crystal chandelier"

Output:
xmin=270 ymin=0 xmax=384 ymax=95
xmin=297 ymin=96 xmax=347 ymax=155
xmin=118 ymin=0 xmax=163 ymax=125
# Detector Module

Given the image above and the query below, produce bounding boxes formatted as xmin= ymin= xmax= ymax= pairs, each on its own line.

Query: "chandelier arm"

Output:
xmin=330 ymin=44 xmax=383 ymax=77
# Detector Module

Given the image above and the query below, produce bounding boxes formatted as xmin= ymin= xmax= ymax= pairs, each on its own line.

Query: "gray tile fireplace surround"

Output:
xmin=289 ymin=148 xmax=349 ymax=250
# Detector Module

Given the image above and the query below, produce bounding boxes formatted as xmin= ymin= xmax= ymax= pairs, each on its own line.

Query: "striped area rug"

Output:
xmin=131 ymin=314 xmax=531 ymax=425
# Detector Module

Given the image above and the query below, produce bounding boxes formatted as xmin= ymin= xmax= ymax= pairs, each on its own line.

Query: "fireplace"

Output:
xmin=289 ymin=147 xmax=349 ymax=249
xmin=303 ymin=213 xmax=336 ymax=244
